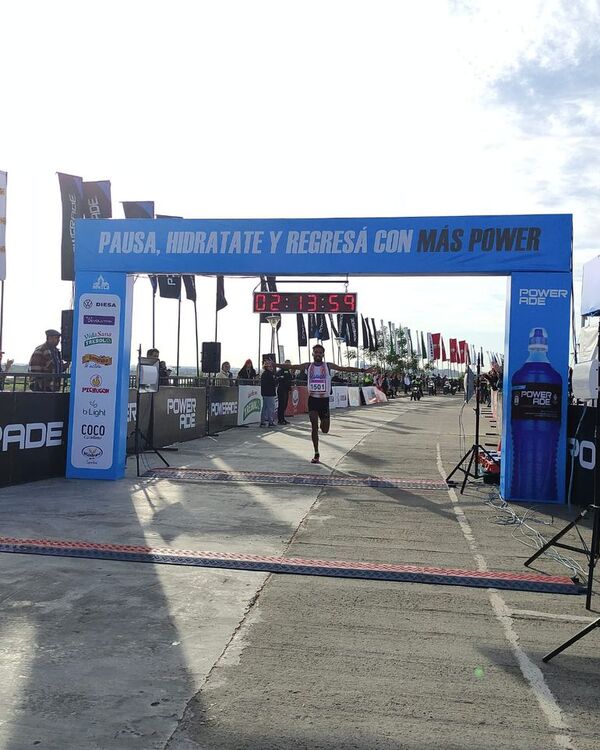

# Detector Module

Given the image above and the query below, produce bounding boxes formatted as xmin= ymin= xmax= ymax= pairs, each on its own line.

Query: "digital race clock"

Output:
xmin=253 ymin=292 xmax=357 ymax=314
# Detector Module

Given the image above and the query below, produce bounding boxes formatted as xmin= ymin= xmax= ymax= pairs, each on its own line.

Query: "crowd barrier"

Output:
xmin=1 ymin=382 xmax=386 ymax=488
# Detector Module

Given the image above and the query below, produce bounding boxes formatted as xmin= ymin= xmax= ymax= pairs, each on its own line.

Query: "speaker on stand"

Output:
xmin=201 ymin=342 xmax=221 ymax=439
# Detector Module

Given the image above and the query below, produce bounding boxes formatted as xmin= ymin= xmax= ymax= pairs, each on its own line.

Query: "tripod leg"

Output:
xmin=460 ymin=448 xmax=476 ymax=494
xmin=524 ymin=507 xmax=589 ymax=568
xmin=543 ymin=617 xmax=600 ymax=662
xmin=585 ymin=505 xmax=600 ymax=610
xmin=446 ymin=447 xmax=475 ymax=483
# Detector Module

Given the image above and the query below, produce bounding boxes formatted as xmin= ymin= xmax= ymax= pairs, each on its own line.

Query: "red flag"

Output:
xmin=458 ymin=340 xmax=467 ymax=364
xmin=431 ymin=333 xmax=441 ymax=360
xmin=449 ymin=338 xmax=458 ymax=363
xmin=441 ymin=337 xmax=448 ymax=361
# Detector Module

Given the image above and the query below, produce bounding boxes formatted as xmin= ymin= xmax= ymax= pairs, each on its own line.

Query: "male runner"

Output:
xmin=279 ymin=344 xmax=371 ymax=463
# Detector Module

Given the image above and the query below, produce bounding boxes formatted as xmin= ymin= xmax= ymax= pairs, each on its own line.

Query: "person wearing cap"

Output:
xmin=0 ymin=349 xmax=14 ymax=391
xmin=28 ymin=329 xmax=64 ymax=391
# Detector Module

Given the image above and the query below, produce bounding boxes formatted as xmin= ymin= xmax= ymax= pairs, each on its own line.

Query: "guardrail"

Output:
xmin=0 ymin=373 xmax=71 ymax=393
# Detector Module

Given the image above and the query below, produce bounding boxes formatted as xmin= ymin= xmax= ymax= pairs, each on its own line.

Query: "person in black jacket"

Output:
xmin=277 ymin=360 xmax=293 ymax=424
xmin=238 ymin=359 xmax=257 ymax=380
xmin=260 ymin=359 xmax=277 ymax=427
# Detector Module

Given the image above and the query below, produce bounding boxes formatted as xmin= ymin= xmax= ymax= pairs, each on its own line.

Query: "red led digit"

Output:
xmin=344 ymin=294 xmax=355 ymax=311
xmin=308 ymin=293 xmax=317 ymax=312
xmin=255 ymin=293 xmax=267 ymax=312
xmin=269 ymin=293 xmax=281 ymax=311
xmin=297 ymin=294 xmax=303 ymax=311
xmin=328 ymin=294 xmax=340 ymax=312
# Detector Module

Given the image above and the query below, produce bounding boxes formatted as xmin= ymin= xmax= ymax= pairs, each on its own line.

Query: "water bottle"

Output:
xmin=510 ymin=327 xmax=562 ymax=501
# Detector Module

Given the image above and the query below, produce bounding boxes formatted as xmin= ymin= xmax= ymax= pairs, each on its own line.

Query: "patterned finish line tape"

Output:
xmin=0 ymin=536 xmax=583 ymax=594
xmin=143 ymin=467 xmax=448 ymax=490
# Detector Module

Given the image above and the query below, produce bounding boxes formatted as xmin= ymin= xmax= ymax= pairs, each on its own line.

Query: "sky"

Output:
xmin=1 ymin=0 xmax=599 ymax=369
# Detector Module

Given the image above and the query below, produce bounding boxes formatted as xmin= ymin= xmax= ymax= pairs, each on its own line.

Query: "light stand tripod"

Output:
xmin=446 ymin=354 xmax=499 ymax=494
xmin=133 ymin=346 xmax=170 ymax=477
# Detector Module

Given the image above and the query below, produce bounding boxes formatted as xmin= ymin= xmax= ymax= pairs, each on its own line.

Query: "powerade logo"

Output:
xmin=166 ymin=397 xmax=197 ymax=429
xmin=243 ymin=397 xmax=261 ymax=421
xmin=211 ymin=401 xmax=238 ymax=417
xmin=0 ymin=422 xmax=63 ymax=451
xmin=83 ymin=315 xmax=115 ymax=325
xmin=519 ymin=288 xmax=568 ymax=306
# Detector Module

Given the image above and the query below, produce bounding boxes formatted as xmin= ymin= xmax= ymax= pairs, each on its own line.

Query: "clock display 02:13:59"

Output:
xmin=253 ymin=292 xmax=357 ymax=313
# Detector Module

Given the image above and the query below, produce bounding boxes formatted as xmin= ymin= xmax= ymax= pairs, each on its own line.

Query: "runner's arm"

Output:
xmin=275 ymin=361 xmax=310 ymax=371
xmin=328 ymin=363 xmax=374 ymax=374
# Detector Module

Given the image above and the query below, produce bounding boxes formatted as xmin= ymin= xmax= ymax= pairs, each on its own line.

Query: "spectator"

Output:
xmin=29 ymin=329 xmax=64 ymax=391
xmin=146 ymin=348 xmax=171 ymax=385
xmin=260 ymin=359 xmax=277 ymax=427
xmin=403 ymin=373 xmax=411 ymax=393
xmin=218 ymin=361 xmax=233 ymax=382
xmin=277 ymin=360 xmax=293 ymax=424
xmin=238 ymin=359 xmax=257 ymax=380
xmin=0 ymin=350 xmax=14 ymax=391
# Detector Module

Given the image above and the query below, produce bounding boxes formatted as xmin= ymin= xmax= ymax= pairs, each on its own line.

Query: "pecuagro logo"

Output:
xmin=519 ymin=288 xmax=568 ymax=306
xmin=210 ymin=401 xmax=238 ymax=417
xmin=243 ymin=397 xmax=261 ymax=421
xmin=82 ymin=353 xmax=113 ymax=367
xmin=0 ymin=422 xmax=63 ymax=451
xmin=82 ymin=445 xmax=104 ymax=461
xmin=166 ymin=397 xmax=197 ymax=429
xmin=81 ymin=374 xmax=109 ymax=394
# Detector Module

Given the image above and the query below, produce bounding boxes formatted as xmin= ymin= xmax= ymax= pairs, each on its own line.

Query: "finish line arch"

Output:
xmin=67 ymin=214 xmax=573 ymax=504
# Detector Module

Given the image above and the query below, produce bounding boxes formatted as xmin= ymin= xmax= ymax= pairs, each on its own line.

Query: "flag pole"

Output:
xmin=193 ymin=298 xmax=200 ymax=380
xmin=0 ymin=280 xmax=4 ymax=354
xmin=176 ymin=291 xmax=181 ymax=382
xmin=152 ymin=286 xmax=156 ymax=348
xmin=257 ymin=320 xmax=261 ymax=368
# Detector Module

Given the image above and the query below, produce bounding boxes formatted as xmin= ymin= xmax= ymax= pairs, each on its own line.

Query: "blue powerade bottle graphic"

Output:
xmin=510 ymin=328 xmax=562 ymax=501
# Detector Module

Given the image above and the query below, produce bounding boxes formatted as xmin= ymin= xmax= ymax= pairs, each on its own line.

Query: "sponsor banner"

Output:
xmin=348 ymin=387 xmax=361 ymax=407
xmin=329 ymin=391 xmax=337 ymax=410
xmin=75 ymin=214 xmax=572 ymax=276
xmin=374 ymin=387 xmax=388 ymax=403
xmin=333 ymin=385 xmax=349 ymax=409
xmin=0 ymin=392 xmax=69 ymax=487
xmin=501 ymin=271 xmax=571 ymax=504
xmin=58 ymin=172 xmax=85 ymax=281
xmin=70 ymin=286 xmax=121 ymax=470
xmin=238 ymin=385 xmax=262 ymax=425
xmin=153 ymin=387 xmax=207 ymax=446
xmin=208 ymin=385 xmax=239 ymax=432
xmin=566 ymin=405 xmax=596 ymax=507
xmin=285 ymin=385 xmax=309 ymax=417
xmin=361 ymin=386 xmax=377 ymax=405
xmin=83 ymin=180 xmax=112 ymax=219
xmin=0 ymin=170 xmax=6 ymax=280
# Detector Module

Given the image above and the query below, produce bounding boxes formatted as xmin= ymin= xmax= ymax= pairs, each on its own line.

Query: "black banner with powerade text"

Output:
xmin=0 ymin=392 xmax=69 ymax=487
xmin=58 ymin=172 xmax=85 ymax=281
xmin=208 ymin=386 xmax=239 ymax=432
xmin=567 ymin=404 xmax=596 ymax=507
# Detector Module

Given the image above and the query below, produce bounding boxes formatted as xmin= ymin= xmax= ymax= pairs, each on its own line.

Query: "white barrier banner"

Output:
xmin=348 ymin=387 xmax=361 ymax=407
xmin=333 ymin=386 xmax=349 ymax=408
xmin=0 ymin=171 xmax=6 ymax=280
xmin=361 ymin=386 xmax=377 ymax=405
xmin=237 ymin=385 xmax=262 ymax=425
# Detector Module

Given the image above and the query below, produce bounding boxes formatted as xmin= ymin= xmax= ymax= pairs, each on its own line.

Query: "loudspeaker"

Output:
xmin=61 ymin=309 xmax=74 ymax=363
xmin=201 ymin=341 xmax=221 ymax=373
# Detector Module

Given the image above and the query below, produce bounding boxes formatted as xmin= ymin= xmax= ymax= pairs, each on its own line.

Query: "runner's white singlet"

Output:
xmin=307 ymin=363 xmax=331 ymax=398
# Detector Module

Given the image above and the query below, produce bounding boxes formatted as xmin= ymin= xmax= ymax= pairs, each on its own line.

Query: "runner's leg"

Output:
xmin=320 ymin=413 xmax=330 ymax=434
xmin=309 ymin=410 xmax=320 ymax=456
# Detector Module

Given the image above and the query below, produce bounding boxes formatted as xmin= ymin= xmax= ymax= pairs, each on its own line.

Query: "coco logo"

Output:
xmin=81 ymin=424 xmax=106 ymax=439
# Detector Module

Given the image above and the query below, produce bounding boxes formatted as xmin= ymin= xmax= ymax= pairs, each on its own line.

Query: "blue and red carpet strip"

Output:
xmin=0 ymin=536 xmax=582 ymax=594
xmin=143 ymin=467 xmax=449 ymax=491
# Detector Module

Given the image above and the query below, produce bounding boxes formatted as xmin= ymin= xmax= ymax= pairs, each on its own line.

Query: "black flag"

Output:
xmin=308 ymin=313 xmax=319 ymax=339
xmin=371 ymin=318 xmax=379 ymax=350
xmin=297 ymin=314 xmax=307 ymax=347
xmin=259 ymin=275 xmax=280 ymax=329
xmin=216 ymin=276 xmax=228 ymax=310
xmin=58 ymin=172 xmax=85 ymax=281
xmin=317 ymin=314 xmax=330 ymax=341
xmin=329 ymin=314 xmax=339 ymax=338
xmin=360 ymin=315 xmax=369 ymax=350
xmin=341 ymin=314 xmax=359 ymax=347
xmin=149 ymin=276 xmax=158 ymax=295
xmin=183 ymin=275 xmax=196 ymax=302
xmin=366 ymin=318 xmax=376 ymax=352
xmin=83 ymin=180 xmax=112 ymax=219
xmin=122 ymin=201 xmax=154 ymax=219
xmin=158 ymin=275 xmax=181 ymax=299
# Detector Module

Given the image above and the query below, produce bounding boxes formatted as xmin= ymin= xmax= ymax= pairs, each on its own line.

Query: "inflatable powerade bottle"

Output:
xmin=511 ymin=328 xmax=562 ymax=501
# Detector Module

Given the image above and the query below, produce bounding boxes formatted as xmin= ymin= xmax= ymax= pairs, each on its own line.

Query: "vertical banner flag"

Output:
xmin=83 ymin=181 xmax=112 ymax=219
xmin=58 ymin=173 xmax=85 ymax=281
xmin=216 ymin=275 xmax=228 ymax=310
xmin=346 ymin=314 xmax=359 ymax=347
xmin=427 ymin=332 xmax=435 ymax=361
xmin=297 ymin=314 xmax=307 ymax=347
xmin=308 ymin=313 xmax=319 ymax=339
xmin=259 ymin=275 xmax=280 ymax=329
xmin=122 ymin=201 xmax=154 ymax=219
xmin=183 ymin=275 xmax=197 ymax=302
xmin=449 ymin=338 xmax=458 ymax=363
xmin=366 ymin=318 xmax=375 ymax=352
xmin=421 ymin=331 xmax=427 ymax=360
xmin=458 ymin=340 xmax=466 ymax=364
xmin=157 ymin=275 xmax=181 ymax=299
xmin=388 ymin=321 xmax=395 ymax=352
xmin=431 ymin=333 xmax=441 ymax=360
xmin=403 ymin=327 xmax=413 ymax=356
xmin=416 ymin=330 xmax=422 ymax=359
xmin=317 ymin=313 xmax=330 ymax=341
xmin=441 ymin=337 xmax=448 ymax=361
xmin=329 ymin=314 xmax=339 ymax=338
xmin=360 ymin=315 xmax=369 ymax=350
xmin=0 ymin=171 xmax=6 ymax=280
xmin=371 ymin=318 xmax=379 ymax=349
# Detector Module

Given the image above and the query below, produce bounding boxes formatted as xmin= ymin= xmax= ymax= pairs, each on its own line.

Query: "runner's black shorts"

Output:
xmin=308 ymin=396 xmax=330 ymax=418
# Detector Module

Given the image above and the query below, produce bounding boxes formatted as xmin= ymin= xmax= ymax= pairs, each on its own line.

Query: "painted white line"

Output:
xmin=510 ymin=609 xmax=595 ymax=624
xmin=436 ymin=445 xmax=575 ymax=750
